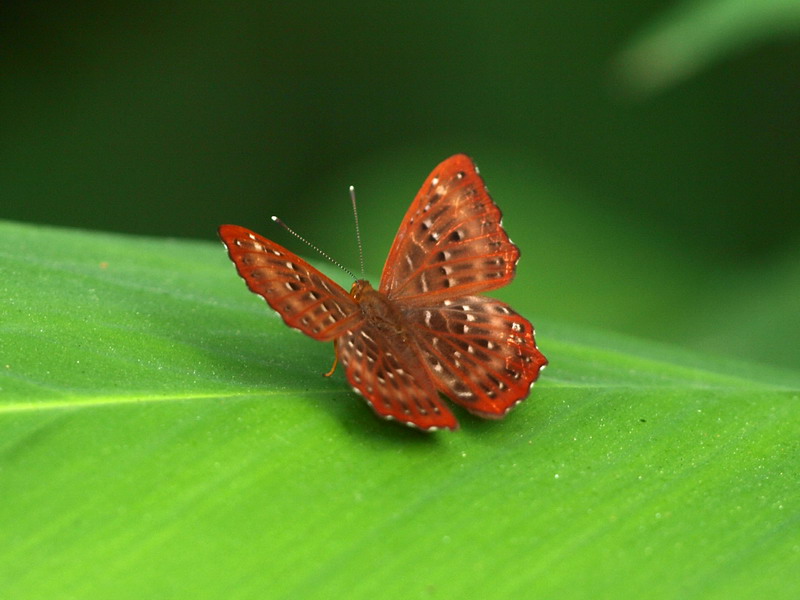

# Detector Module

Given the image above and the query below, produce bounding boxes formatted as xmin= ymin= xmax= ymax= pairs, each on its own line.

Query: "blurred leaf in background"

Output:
xmin=613 ymin=0 xmax=800 ymax=95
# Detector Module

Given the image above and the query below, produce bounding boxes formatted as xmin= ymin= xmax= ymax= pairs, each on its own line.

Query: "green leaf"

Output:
xmin=1 ymin=220 xmax=798 ymax=599
xmin=612 ymin=0 xmax=800 ymax=95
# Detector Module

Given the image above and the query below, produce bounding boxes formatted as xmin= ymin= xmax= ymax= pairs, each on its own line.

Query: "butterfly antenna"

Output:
xmin=349 ymin=185 xmax=366 ymax=279
xmin=271 ymin=216 xmax=357 ymax=281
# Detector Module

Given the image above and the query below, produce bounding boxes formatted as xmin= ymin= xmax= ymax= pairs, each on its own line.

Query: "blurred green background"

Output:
xmin=2 ymin=1 xmax=799 ymax=368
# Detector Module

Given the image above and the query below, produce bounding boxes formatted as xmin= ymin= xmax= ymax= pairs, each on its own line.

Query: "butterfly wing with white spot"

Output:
xmin=379 ymin=154 xmax=520 ymax=301
xmin=405 ymin=296 xmax=547 ymax=418
xmin=336 ymin=325 xmax=459 ymax=431
xmin=219 ymin=224 xmax=363 ymax=341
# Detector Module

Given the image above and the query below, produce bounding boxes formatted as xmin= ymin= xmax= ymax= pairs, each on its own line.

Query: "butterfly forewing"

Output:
xmin=380 ymin=154 xmax=519 ymax=301
xmin=405 ymin=297 xmax=547 ymax=417
xmin=218 ymin=224 xmax=362 ymax=341
xmin=337 ymin=325 xmax=459 ymax=431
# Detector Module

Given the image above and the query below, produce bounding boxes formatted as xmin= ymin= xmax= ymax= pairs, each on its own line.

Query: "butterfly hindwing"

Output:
xmin=405 ymin=296 xmax=548 ymax=418
xmin=218 ymin=225 xmax=362 ymax=341
xmin=336 ymin=325 xmax=459 ymax=431
xmin=379 ymin=154 xmax=520 ymax=301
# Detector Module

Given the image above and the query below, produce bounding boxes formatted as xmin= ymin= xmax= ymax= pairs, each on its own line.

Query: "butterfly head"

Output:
xmin=349 ymin=279 xmax=374 ymax=302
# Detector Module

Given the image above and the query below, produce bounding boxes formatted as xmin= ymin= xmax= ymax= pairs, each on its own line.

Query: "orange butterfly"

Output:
xmin=219 ymin=154 xmax=547 ymax=430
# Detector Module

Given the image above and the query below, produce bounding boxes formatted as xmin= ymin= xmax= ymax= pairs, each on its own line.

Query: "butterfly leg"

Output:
xmin=324 ymin=340 xmax=340 ymax=377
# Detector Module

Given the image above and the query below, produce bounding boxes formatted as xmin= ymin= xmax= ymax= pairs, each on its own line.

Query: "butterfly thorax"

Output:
xmin=349 ymin=279 xmax=410 ymax=341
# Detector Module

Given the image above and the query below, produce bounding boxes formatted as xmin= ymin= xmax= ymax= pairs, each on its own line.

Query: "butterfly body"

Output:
xmin=350 ymin=280 xmax=409 ymax=341
xmin=219 ymin=154 xmax=547 ymax=431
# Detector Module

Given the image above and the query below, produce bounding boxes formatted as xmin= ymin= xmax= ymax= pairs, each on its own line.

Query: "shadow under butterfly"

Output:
xmin=218 ymin=154 xmax=547 ymax=431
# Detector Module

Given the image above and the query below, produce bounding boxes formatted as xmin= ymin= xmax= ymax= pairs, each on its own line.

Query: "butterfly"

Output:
xmin=218 ymin=154 xmax=547 ymax=431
